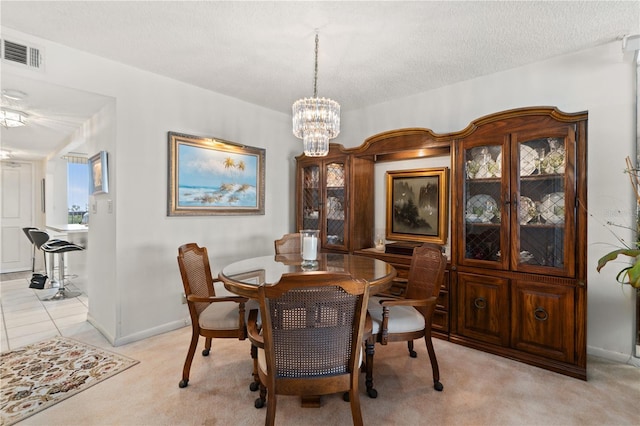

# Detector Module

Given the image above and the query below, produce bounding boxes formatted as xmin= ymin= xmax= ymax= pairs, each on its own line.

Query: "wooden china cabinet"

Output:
xmin=294 ymin=107 xmax=588 ymax=380
xmin=295 ymin=147 xmax=373 ymax=253
xmin=451 ymin=109 xmax=588 ymax=379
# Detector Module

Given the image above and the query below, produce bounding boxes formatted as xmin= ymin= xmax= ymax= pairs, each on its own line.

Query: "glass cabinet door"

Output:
xmin=462 ymin=143 xmax=506 ymax=268
xmin=514 ymin=133 xmax=573 ymax=277
xmin=301 ymin=164 xmax=320 ymax=231
xmin=460 ymin=128 xmax=575 ymax=278
xmin=324 ymin=161 xmax=346 ymax=248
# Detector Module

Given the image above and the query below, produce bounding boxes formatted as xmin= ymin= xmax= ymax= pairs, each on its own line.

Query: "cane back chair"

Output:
xmin=177 ymin=243 xmax=250 ymax=388
xmin=247 ymin=272 xmax=371 ymax=426
xmin=274 ymin=233 xmax=301 ymax=255
xmin=365 ymin=243 xmax=446 ymax=397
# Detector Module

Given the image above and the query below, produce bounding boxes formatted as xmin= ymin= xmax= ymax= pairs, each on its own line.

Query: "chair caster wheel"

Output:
xmin=250 ymin=381 xmax=259 ymax=392
xmin=202 ymin=348 xmax=210 ymax=356
xmin=409 ymin=350 xmax=417 ymax=358
xmin=343 ymin=392 xmax=350 ymax=402
xmin=367 ymin=388 xmax=378 ymax=399
xmin=179 ymin=379 xmax=188 ymax=388
xmin=254 ymin=398 xmax=265 ymax=409
xmin=434 ymin=381 xmax=443 ymax=391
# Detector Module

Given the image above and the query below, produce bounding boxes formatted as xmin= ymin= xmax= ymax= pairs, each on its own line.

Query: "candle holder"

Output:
xmin=300 ymin=229 xmax=319 ymax=268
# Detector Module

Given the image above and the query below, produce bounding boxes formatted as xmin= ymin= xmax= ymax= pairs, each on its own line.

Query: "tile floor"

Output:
xmin=0 ymin=271 xmax=94 ymax=353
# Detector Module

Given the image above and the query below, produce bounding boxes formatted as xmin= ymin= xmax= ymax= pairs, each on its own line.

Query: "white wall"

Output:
xmin=341 ymin=41 xmax=637 ymax=363
xmin=2 ymin=28 xmax=299 ymax=345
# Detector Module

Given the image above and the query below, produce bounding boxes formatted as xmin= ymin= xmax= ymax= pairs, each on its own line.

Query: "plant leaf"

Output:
xmin=596 ymin=249 xmax=640 ymax=272
xmin=625 ymin=262 xmax=640 ymax=288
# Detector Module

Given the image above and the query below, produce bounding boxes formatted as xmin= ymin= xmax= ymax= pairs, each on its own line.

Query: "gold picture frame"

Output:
xmin=386 ymin=167 xmax=449 ymax=244
xmin=168 ymin=132 xmax=265 ymax=216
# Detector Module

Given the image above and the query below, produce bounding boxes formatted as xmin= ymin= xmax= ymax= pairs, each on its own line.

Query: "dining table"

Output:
xmin=218 ymin=252 xmax=397 ymax=297
xmin=218 ymin=252 xmax=397 ymax=408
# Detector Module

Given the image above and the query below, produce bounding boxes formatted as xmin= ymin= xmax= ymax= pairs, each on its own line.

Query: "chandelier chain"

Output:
xmin=313 ymin=33 xmax=319 ymax=98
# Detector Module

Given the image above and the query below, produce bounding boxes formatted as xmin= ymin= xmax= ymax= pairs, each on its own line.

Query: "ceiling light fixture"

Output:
xmin=292 ymin=32 xmax=340 ymax=157
xmin=0 ymin=108 xmax=28 ymax=128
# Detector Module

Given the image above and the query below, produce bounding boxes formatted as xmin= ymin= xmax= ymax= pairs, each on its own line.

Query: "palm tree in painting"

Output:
xmin=224 ymin=157 xmax=236 ymax=169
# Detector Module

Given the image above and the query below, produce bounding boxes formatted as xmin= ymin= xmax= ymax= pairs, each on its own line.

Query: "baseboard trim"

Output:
xmin=112 ymin=319 xmax=189 ymax=347
xmin=86 ymin=314 xmax=115 ymax=345
xmin=587 ymin=345 xmax=640 ymax=367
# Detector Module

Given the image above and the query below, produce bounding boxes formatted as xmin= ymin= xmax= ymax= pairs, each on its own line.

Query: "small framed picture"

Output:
xmin=386 ymin=167 xmax=449 ymax=244
xmin=89 ymin=151 xmax=109 ymax=195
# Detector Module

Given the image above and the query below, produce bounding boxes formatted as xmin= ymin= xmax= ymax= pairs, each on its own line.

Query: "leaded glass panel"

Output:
xmin=325 ymin=162 xmax=345 ymax=246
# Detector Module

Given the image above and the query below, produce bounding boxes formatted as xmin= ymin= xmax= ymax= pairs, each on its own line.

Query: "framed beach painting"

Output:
xmin=168 ymin=132 xmax=265 ymax=216
xmin=89 ymin=151 xmax=109 ymax=195
xmin=386 ymin=167 xmax=449 ymax=244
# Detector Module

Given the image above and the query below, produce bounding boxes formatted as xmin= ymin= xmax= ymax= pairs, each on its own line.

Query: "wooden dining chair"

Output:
xmin=364 ymin=243 xmax=446 ymax=398
xmin=274 ymin=233 xmax=301 ymax=254
xmin=247 ymin=272 xmax=371 ymax=426
xmin=177 ymin=243 xmax=252 ymax=388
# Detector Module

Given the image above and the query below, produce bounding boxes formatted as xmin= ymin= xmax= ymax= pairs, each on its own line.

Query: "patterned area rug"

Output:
xmin=0 ymin=336 xmax=139 ymax=426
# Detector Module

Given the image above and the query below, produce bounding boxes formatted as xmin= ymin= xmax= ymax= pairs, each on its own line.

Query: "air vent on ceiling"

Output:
xmin=1 ymin=39 xmax=43 ymax=70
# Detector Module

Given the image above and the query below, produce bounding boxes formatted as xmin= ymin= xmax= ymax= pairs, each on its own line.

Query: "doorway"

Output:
xmin=0 ymin=161 xmax=34 ymax=273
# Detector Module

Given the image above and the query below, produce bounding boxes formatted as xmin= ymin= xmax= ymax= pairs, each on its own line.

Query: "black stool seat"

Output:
xmin=40 ymin=240 xmax=84 ymax=300
xmin=41 ymin=241 xmax=85 ymax=254
xmin=28 ymin=229 xmax=67 ymax=277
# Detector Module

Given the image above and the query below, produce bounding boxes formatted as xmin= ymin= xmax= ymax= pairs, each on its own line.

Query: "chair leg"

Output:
xmin=31 ymin=243 xmax=36 ymax=273
xmin=408 ymin=339 xmax=417 ymax=358
xmin=203 ymin=337 xmax=212 ymax=356
xmin=179 ymin=329 xmax=200 ymax=388
xmin=254 ymin=381 xmax=267 ymax=409
xmin=349 ymin=388 xmax=364 ymax=426
xmin=265 ymin=391 xmax=276 ymax=426
xmin=364 ymin=338 xmax=378 ymax=398
xmin=424 ymin=333 xmax=443 ymax=391
xmin=249 ymin=343 xmax=260 ymax=391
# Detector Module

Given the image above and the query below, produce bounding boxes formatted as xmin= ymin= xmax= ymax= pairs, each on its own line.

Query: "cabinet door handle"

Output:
xmin=473 ymin=297 xmax=487 ymax=309
xmin=534 ymin=307 xmax=548 ymax=321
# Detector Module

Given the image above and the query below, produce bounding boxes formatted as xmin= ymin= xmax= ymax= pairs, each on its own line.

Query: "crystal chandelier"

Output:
xmin=292 ymin=33 xmax=340 ymax=157
xmin=0 ymin=108 xmax=28 ymax=128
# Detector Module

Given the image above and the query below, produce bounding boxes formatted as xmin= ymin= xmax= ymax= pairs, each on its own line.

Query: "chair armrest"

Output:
xmin=363 ymin=312 xmax=373 ymax=340
xmin=186 ymin=295 xmax=249 ymax=304
xmin=246 ymin=309 xmax=264 ymax=348
xmin=377 ymin=296 xmax=438 ymax=344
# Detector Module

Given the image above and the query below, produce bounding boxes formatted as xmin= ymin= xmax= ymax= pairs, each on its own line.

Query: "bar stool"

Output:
xmin=41 ymin=239 xmax=85 ymax=300
xmin=22 ymin=227 xmax=39 ymax=273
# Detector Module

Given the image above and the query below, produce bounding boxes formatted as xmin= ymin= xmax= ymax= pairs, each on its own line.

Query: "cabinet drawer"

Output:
xmin=385 ymin=278 xmax=407 ymax=297
xmin=437 ymin=290 xmax=449 ymax=311
xmin=432 ymin=309 xmax=449 ymax=331
xmin=394 ymin=267 xmax=409 ymax=279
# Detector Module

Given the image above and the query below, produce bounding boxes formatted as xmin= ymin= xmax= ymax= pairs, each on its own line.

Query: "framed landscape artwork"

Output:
xmin=89 ymin=151 xmax=109 ymax=195
xmin=386 ymin=167 xmax=449 ymax=244
xmin=168 ymin=132 xmax=265 ymax=216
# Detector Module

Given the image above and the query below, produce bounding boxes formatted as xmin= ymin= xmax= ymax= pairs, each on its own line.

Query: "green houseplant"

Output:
xmin=596 ymin=157 xmax=640 ymax=288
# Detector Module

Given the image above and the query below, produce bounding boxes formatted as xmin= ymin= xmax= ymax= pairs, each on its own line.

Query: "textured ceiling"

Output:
xmin=1 ymin=1 xmax=639 ymax=159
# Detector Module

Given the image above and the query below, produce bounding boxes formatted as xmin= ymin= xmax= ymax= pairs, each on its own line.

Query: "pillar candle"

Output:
xmin=302 ymin=236 xmax=317 ymax=260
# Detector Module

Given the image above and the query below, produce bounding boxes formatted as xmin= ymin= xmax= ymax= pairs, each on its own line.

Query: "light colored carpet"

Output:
xmin=14 ymin=326 xmax=640 ymax=425
xmin=0 ymin=336 xmax=139 ymax=426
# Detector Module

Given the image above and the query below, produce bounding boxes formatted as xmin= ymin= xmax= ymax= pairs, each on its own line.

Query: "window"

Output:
xmin=67 ymin=162 xmax=89 ymax=224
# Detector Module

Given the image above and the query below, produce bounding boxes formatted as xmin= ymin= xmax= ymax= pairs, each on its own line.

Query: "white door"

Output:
xmin=1 ymin=161 xmax=34 ymax=273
